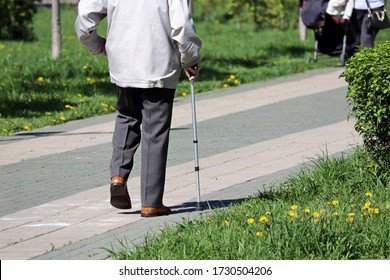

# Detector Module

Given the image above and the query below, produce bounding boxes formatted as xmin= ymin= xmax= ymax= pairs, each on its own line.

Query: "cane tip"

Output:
xmin=195 ymin=202 xmax=203 ymax=211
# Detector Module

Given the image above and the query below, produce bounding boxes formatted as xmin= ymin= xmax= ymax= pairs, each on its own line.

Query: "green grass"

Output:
xmin=0 ymin=5 xmax=364 ymax=136
xmin=107 ymin=147 xmax=390 ymax=260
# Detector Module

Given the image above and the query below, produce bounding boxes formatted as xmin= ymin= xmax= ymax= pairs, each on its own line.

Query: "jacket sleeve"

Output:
xmin=169 ymin=0 xmax=202 ymax=67
xmin=74 ymin=0 xmax=107 ymax=54
xmin=343 ymin=0 xmax=354 ymax=20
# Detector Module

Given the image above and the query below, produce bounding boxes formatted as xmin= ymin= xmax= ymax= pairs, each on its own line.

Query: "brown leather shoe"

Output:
xmin=110 ymin=176 xmax=132 ymax=209
xmin=141 ymin=206 xmax=171 ymax=217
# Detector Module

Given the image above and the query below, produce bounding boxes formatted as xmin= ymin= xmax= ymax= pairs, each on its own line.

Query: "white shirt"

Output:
xmin=75 ymin=0 xmax=202 ymax=89
xmin=326 ymin=0 xmax=354 ymax=19
xmin=354 ymin=0 xmax=385 ymax=10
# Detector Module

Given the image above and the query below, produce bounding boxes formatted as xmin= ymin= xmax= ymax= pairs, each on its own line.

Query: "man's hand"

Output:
xmin=184 ymin=64 xmax=200 ymax=81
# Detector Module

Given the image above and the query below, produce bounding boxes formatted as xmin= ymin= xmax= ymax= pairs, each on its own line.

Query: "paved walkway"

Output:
xmin=0 ymin=68 xmax=362 ymax=260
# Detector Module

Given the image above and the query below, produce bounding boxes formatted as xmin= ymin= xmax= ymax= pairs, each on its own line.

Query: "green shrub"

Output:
xmin=193 ymin=0 xmax=299 ymax=30
xmin=0 ymin=0 xmax=41 ymax=40
xmin=341 ymin=42 xmax=390 ymax=169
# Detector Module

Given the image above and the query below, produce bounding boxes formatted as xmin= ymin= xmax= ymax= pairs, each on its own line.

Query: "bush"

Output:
xmin=192 ymin=0 xmax=299 ymax=30
xmin=0 ymin=0 xmax=41 ymax=40
xmin=341 ymin=42 xmax=390 ymax=169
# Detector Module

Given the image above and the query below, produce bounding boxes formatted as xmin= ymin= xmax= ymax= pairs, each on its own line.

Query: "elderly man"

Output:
xmin=75 ymin=0 xmax=202 ymax=217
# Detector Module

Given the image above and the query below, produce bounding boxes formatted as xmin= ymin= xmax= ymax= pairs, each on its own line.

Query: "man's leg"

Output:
xmin=140 ymin=88 xmax=175 ymax=208
xmin=110 ymin=85 xmax=143 ymax=209
xmin=110 ymin=85 xmax=143 ymax=180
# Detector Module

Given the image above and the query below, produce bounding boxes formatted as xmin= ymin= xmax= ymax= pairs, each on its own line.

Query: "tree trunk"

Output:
xmin=52 ymin=0 xmax=61 ymax=59
xmin=299 ymin=10 xmax=307 ymax=41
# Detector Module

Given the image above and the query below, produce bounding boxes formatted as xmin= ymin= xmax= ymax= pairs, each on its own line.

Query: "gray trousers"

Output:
xmin=110 ymin=85 xmax=175 ymax=207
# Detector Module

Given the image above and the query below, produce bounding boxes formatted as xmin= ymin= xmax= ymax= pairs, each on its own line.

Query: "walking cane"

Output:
xmin=190 ymin=79 xmax=203 ymax=211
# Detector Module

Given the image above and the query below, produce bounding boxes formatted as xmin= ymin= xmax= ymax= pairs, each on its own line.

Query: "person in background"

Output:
xmin=350 ymin=0 xmax=386 ymax=49
xmin=75 ymin=0 xmax=202 ymax=217
xmin=326 ymin=0 xmax=354 ymax=22
xmin=326 ymin=0 xmax=354 ymax=63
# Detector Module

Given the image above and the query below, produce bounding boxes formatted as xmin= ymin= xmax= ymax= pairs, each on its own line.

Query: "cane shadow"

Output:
xmin=118 ymin=199 xmax=247 ymax=215
xmin=171 ymin=199 xmax=247 ymax=214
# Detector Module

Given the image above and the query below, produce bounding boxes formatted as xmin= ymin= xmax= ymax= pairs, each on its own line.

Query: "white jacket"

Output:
xmin=75 ymin=0 xmax=202 ymax=89
xmin=326 ymin=0 xmax=354 ymax=20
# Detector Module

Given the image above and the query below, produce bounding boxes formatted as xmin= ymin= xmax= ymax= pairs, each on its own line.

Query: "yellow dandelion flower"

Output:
xmin=234 ymin=79 xmax=239 ymax=85
xmin=45 ymin=112 xmax=52 ymax=116
xmin=65 ymin=104 xmax=71 ymax=109
xmin=3 ymin=128 xmax=9 ymax=134
xmin=59 ymin=116 xmax=66 ymax=122
xmin=304 ymin=208 xmax=310 ymax=214
xmin=77 ymin=93 xmax=83 ymax=98
xmin=291 ymin=205 xmax=298 ymax=210
xmin=247 ymin=218 xmax=255 ymax=224
xmin=52 ymin=119 xmax=57 ymax=123
xmin=332 ymin=212 xmax=338 ymax=217
xmin=109 ymin=106 xmax=116 ymax=111
xmin=332 ymin=200 xmax=339 ymax=206
xmin=37 ymin=76 xmax=44 ymax=82
xmin=229 ymin=74 xmax=236 ymax=80
xmin=347 ymin=213 xmax=355 ymax=217
xmin=365 ymin=192 xmax=373 ymax=198
xmin=363 ymin=202 xmax=372 ymax=209
xmin=259 ymin=216 xmax=268 ymax=224
xmin=83 ymin=65 xmax=89 ymax=70
xmin=101 ymin=102 xmax=109 ymax=108
xmin=346 ymin=217 xmax=354 ymax=223
xmin=63 ymin=35 xmax=76 ymax=40
xmin=289 ymin=210 xmax=298 ymax=217
xmin=256 ymin=231 xmax=263 ymax=237
xmin=222 ymin=220 xmax=229 ymax=225
xmin=23 ymin=125 xmax=32 ymax=131
xmin=223 ymin=84 xmax=229 ymax=88
xmin=313 ymin=212 xmax=320 ymax=218
xmin=265 ymin=211 xmax=271 ymax=215
xmin=368 ymin=208 xmax=379 ymax=214
xmin=313 ymin=219 xmax=319 ymax=225
xmin=181 ymin=91 xmax=188 ymax=97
